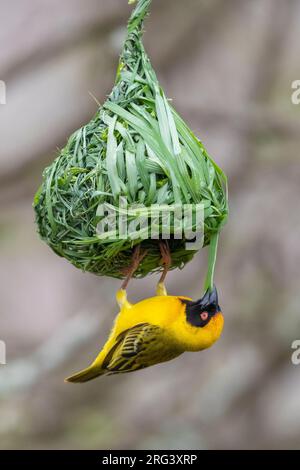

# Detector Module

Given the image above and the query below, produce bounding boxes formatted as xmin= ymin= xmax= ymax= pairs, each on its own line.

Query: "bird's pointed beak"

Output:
xmin=196 ymin=285 xmax=220 ymax=310
xmin=181 ymin=285 xmax=221 ymax=312
xmin=199 ymin=288 xmax=210 ymax=306
xmin=208 ymin=285 xmax=218 ymax=307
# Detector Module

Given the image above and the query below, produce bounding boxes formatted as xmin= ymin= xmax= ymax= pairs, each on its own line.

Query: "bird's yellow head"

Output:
xmin=180 ymin=286 xmax=224 ymax=351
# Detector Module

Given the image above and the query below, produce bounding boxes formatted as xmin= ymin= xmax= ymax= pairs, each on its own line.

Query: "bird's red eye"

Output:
xmin=200 ymin=311 xmax=209 ymax=321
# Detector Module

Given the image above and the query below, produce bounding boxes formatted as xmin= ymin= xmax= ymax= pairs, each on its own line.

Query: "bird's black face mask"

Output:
xmin=183 ymin=286 xmax=221 ymax=328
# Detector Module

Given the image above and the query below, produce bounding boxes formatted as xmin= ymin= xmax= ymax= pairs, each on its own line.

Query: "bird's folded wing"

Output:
xmin=102 ymin=323 xmax=161 ymax=374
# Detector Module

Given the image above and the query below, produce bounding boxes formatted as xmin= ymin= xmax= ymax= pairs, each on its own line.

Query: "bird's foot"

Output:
xmin=156 ymin=282 xmax=168 ymax=296
xmin=156 ymin=241 xmax=172 ymax=296
xmin=116 ymin=289 xmax=132 ymax=309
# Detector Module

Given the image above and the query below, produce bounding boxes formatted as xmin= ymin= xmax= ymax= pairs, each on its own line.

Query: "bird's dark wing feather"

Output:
xmin=102 ymin=323 xmax=163 ymax=374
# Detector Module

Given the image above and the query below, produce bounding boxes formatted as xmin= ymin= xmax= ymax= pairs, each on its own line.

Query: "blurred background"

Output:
xmin=0 ymin=0 xmax=300 ymax=450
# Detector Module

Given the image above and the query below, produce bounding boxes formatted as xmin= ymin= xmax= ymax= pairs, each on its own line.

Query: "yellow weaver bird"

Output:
xmin=66 ymin=243 xmax=224 ymax=382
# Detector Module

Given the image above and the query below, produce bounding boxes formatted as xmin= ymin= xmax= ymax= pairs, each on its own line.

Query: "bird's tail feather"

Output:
xmin=65 ymin=364 xmax=104 ymax=383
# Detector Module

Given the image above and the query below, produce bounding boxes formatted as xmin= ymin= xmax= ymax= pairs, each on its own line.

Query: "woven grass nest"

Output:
xmin=34 ymin=0 xmax=228 ymax=280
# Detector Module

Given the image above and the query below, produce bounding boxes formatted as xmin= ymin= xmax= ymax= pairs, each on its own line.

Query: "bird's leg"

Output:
xmin=156 ymin=241 xmax=172 ymax=296
xmin=117 ymin=245 xmax=148 ymax=309
xmin=121 ymin=245 xmax=148 ymax=290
